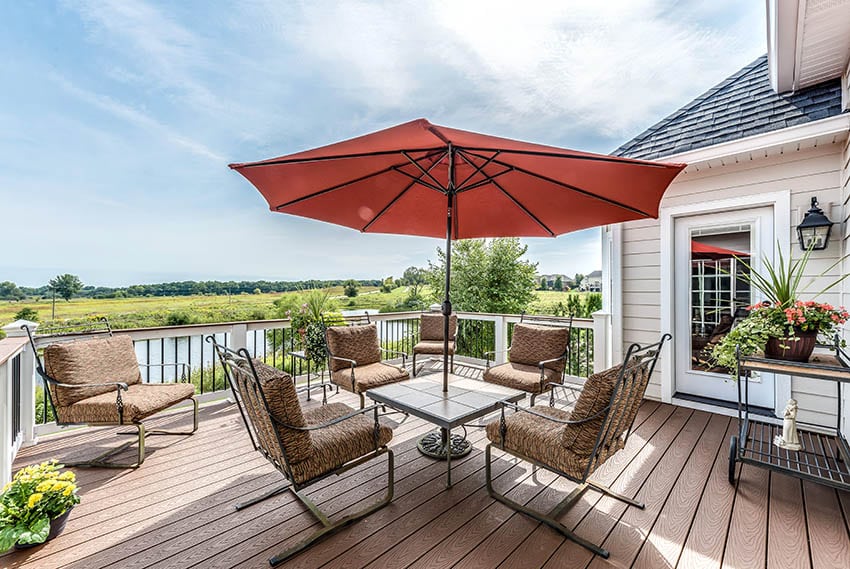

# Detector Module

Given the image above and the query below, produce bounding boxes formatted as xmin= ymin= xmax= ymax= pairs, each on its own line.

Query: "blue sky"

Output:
xmin=0 ymin=1 xmax=764 ymax=287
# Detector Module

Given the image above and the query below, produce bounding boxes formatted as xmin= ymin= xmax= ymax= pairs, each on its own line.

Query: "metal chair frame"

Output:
xmin=485 ymin=334 xmax=670 ymax=559
xmin=22 ymin=319 xmax=198 ymax=469
xmin=323 ymin=322 xmax=408 ymax=408
xmin=483 ymin=313 xmax=574 ymax=406
xmin=412 ymin=311 xmax=458 ymax=377
xmin=209 ymin=337 xmax=394 ymax=566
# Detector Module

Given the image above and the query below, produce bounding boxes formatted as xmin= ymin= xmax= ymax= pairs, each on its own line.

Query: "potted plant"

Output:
xmin=711 ymin=245 xmax=849 ymax=370
xmin=0 ymin=460 xmax=80 ymax=551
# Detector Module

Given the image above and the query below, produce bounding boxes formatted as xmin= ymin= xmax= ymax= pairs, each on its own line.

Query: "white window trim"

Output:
xmin=659 ymin=189 xmax=792 ymax=415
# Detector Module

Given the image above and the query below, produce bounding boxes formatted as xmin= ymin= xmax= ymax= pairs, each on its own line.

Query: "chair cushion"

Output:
xmin=562 ymin=364 xmax=622 ymax=455
xmin=508 ymin=324 xmax=569 ymax=373
xmin=250 ymin=359 xmax=312 ymax=465
xmin=420 ymin=313 xmax=457 ymax=341
xmin=290 ymin=402 xmax=393 ymax=484
xmin=413 ymin=340 xmax=455 ymax=355
xmin=331 ymin=362 xmax=409 ymax=393
xmin=44 ymin=335 xmax=142 ymax=407
xmin=56 ymin=382 xmax=194 ymax=424
xmin=485 ymin=404 xmax=622 ymax=480
xmin=325 ymin=324 xmax=381 ymax=372
xmin=482 ymin=362 xmax=562 ymax=394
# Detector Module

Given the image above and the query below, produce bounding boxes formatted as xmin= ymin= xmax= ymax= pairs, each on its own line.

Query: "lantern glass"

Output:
xmin=796 ymin=197 xmax=834 ymax=251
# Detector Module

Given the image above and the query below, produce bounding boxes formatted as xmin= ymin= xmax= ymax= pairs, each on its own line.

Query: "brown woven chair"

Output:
xmin=483 ymin=315 xmax=572 ymax=405
xmin=209 ymin=338 xmax=394 ymax=566
xmin=484 ymin=334 xmax=670 ymax=559
xmin=23 ymin=323 xmax=197 ymax=469
xmin=412 ymin=312 xmax=458 ymax=376
xmin=324 ymin=323 xmax=409 ymax=408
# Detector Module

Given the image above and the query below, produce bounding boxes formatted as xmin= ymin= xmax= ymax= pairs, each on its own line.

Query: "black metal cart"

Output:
xmin=730 ymin=342 xmax=850 ymax=490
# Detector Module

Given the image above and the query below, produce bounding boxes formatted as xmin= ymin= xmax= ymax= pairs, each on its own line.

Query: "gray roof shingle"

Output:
xmin=613 ymin=56 xmax=845 ymax=160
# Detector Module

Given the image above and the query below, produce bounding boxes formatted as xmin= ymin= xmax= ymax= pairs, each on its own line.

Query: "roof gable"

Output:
xmin=613 ymin=56 xmax=844 ymax=160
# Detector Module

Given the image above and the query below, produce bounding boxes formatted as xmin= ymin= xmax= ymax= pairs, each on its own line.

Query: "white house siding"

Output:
xmin=842 ymin=121 xmax=850 ymax=434
xmin=621 ymin=143 xmax=845 ymax=425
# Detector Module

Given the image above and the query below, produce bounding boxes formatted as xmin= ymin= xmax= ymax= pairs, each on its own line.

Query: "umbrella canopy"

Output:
xmin=230 ymin=118 xmax=686 ymax=395
xmin=231 ymin=118 xmax=685 ymax=239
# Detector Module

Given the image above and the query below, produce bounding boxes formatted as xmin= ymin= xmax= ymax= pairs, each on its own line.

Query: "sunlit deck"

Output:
xmin=3 ymin=367 xmax=850 ymax=569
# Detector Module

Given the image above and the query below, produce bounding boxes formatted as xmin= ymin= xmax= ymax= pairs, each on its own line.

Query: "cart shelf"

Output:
xmin=731 ymin=342 xmax=850 ymax=491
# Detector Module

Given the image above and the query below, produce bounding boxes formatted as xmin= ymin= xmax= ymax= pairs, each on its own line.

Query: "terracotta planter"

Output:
xmin=765 ymin=329 xmax=818 ymax=362
xmin=14 ymin=508 xmax=73 ymax=550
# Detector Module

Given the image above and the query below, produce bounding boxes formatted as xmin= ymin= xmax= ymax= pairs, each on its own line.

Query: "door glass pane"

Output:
xmin=690 ymin=227 xmax=751 ymax=372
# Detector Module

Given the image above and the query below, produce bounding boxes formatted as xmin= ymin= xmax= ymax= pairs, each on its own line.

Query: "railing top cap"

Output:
xmin=1 ymin=319 xmax=39 ymax=337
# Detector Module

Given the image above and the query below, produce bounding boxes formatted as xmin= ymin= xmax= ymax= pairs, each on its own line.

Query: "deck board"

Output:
xmin=3 ymin=373 xmax=850 ymax=569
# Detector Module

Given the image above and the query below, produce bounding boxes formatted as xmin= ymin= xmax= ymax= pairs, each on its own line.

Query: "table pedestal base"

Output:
xmin=417 ymin=430 xmax=472 ymax=459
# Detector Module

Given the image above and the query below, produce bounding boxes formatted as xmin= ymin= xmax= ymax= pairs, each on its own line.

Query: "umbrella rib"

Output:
xmin=231 ymin=147 xmax=446 ymax=169
xmin=454 ymin=168 xmax=512 ymax=193
xmin=362 ymin=156 xmax=445 ymax=232
xmin=402 ymin=150 xmax=449 ymax=192
xmin=462 ymin=149 xmax=654 ymax=217
xmin=454 ymin=149 xmax=502 ymax=191
xmin=488 ymin=178 xmax=555 ymax=237
xmin=392 ymin=165 xmax=447 ymax=194
xmin=274 ymin=149 xmax=446 ymax=210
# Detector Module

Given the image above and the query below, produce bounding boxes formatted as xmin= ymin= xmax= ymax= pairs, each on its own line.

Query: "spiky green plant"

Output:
xmin=735 ymin=243 xmax=848 ymax=308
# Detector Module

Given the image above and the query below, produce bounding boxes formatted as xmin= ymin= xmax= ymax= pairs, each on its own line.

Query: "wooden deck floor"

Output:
xmin=4 ymin=374 xmax=850 ymax=569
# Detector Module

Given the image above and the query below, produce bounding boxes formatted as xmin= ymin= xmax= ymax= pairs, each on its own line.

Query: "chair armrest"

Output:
xmin=497 ymin=400 xmax=609 ymax=425
xmin=138 ymin=362 xmax=190 ymax=381
xmin=270 ymin=404 xmax=383 ymax=431
xmin=538 ymin=355 xmax=567 ymax=368
xmin=330 ymin=355 xmax=357 ymax=366
xmin=380 ymin=347 xmax=408 ymax=361
xmin=41 ymin=375 xmax=129 ymax=391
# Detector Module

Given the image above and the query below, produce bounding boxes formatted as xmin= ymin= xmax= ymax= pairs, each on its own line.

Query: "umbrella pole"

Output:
xmin=442 ymin=192 xmax=452 ymax=394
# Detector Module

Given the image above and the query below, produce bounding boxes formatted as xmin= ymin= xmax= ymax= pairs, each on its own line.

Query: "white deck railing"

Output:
xmin=0 ymin=310 xmax=611 ymax=482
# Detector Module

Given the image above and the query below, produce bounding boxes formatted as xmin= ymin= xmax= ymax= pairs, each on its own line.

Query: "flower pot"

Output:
xmin=765 ymin=329 xmax=817 ymax=362
xmin=14 ymin=508 xmax=73 ymax=550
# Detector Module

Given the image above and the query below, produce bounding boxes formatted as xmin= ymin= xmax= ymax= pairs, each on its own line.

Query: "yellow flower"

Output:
xmin=46 ymin=472 xmax=59 ymax=479
xmin=2 ymin=482 xmax=11 ymax=493
xmin=51 ymin=482 xmax=66 ymax=492
xmin=59 ymin=472 xmax=75 ymax=482
xmin=36 ymin=481 xmax=53 ymax=492
xmin=62 ymin=487 xmax=73 ymax=497
xmin=27 ymin=493 xmax=43 ymax=508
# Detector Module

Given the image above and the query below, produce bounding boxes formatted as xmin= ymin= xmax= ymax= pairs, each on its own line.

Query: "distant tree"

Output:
xmin=402 ymin=266 xmax=427 ymax=299
xmin=553 ymin=276 xmax=563 ymax=291
xmin=0 ymin=281 xmax=25 ymax=301
xmin=539 ymin=277 xmax=548 ymax=291
xmin=426 ymin=238 xmax=537 ymax=314
xmin=253 ymin=288 xmax=262 ymax=295
xmin=49 ymin=274 xmax=83 ymax=302
xmin=343 ymin=279 xmax=359 ymax=297
xmin=14 ymin=307 xmax=39 ymax=322
xmin=380 ymin=276 xmax=395 ymax=293
xmin=574 ymin=273 xmax=585 ymax=289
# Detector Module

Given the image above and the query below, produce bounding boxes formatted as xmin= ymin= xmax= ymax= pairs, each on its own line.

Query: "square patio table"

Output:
xmin=366 ymin=375 xmax=525 ymax=487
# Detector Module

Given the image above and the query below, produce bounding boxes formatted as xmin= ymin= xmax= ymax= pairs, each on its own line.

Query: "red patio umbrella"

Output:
xmin=230 ymin=118 xmax=685 ymax=397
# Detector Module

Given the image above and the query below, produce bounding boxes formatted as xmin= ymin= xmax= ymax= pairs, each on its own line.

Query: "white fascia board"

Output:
xmin=767 ymin=0 xmax=801 ymax=93
xmin=652 ymin=114 xmax=850 ymax=166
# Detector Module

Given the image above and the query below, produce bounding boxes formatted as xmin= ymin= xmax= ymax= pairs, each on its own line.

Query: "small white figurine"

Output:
xmin=774 ymin=398 xmax=803 ymax=451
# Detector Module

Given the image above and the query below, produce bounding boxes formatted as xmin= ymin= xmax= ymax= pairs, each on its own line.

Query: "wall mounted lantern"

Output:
xmin=797 ymin=197 xmax=834 ymax=251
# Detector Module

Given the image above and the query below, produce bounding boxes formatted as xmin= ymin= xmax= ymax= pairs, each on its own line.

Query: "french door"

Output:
xmin=674 ymin=207 xmax=774 ymax=407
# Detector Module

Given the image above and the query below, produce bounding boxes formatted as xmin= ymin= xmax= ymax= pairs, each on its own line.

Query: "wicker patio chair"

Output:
xmin=412 ymin=312 xmax=458 ymax=376
xmin=482 ymin=314 xmax=573 ymax=405
xmin=23 ymin=322 xmax=197 ymax=469
xmin=484 ymin=334 xmax=671 ymax=559
xmin=324 ymin=323 xmax=409 ymax=408
xmin=209 ymin=338 xmax=394 ymax=566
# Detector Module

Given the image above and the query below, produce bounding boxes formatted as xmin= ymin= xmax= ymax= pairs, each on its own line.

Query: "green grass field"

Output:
xmin=1 ymin=286 xmax=591 ymax=332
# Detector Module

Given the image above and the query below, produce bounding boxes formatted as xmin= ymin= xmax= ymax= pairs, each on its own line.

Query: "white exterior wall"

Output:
xmin=842 ymin=105 xmax=850 ymax=434
xmin=621 ymin=143 xmax=846 ymax=426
